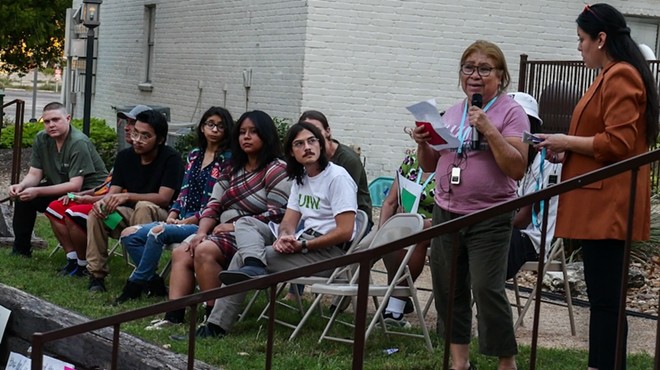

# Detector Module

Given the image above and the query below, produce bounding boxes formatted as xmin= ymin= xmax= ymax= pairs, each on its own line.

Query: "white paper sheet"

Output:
xmin=406 ymin=99 xmax=460 ymax=151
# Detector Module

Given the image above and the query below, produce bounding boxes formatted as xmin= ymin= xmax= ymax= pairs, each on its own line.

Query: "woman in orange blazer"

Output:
xmin=537 ymin=4 xmax=659 ymax=370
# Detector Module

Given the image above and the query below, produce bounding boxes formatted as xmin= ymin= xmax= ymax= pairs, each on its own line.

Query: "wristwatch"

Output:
xmin=300 ymin=239 xmax=309 ymax=254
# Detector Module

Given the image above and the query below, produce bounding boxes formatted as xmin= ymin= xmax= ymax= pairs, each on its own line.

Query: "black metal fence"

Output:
xmin=30 ymin=147 xmax=660 ymax=370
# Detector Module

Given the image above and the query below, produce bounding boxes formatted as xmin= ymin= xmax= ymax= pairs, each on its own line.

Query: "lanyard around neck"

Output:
xmin=415 ymin=167 xmax=435 ymax=189
xmin=457 ymin=96 xmax=498 ymax=155
xmin=531 ymin=148 xmax=546 ymax=229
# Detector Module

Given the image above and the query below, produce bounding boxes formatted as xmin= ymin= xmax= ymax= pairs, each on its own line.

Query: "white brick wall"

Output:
xmin=72 ymin=0 xmax=660 ymax=178
xmin=72 ymin=0 xmax=307 ymax=127
xmin=301 ymin=0 xmax=660 ymax=177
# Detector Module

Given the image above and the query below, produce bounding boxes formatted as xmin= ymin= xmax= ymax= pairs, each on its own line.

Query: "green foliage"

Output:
xmin=0 ymin=0 xmax=69 ymax=75
xmin=0 ymin=118 xmax=117 ymax=169
xmin=71 ymin=118 xmax=117 ymax=169
xmin=273 ymin=116 xmax=291 ymax=144
xmin=0 ymin=120 xmax=44 ymax=148
xmin=173 ymin=128 xmax=197 ymax=161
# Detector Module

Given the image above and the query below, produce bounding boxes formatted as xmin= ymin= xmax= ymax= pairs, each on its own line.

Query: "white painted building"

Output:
xmin=69 ymin=0 xmax=660 ymax=178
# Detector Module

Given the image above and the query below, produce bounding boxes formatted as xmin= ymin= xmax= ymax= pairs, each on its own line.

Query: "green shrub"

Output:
xmin=0 ymin=120 xmax=44 ymax=148
xmin=173 ymin=128 xmax=197 ymax=161
xmin=273 ymin=116 xmax=291 ymax=144
xmin=71 ymin=118 xmax=117 ymax=169
xmin=0 ymin=117 xmax=117 ymax=170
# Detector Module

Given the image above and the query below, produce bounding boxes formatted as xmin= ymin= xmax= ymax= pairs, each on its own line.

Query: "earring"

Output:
xmin=598 ymin=45 xmax=602 ymax=49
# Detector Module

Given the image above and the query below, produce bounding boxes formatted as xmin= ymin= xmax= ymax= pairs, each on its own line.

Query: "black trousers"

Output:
xmin=582 ymin=239 xmax=627 ymax=370
xmin=12 ymin=195 xmax=58 ymax=255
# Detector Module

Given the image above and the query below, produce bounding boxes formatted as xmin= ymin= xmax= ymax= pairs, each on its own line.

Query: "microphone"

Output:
xmin=471 ymin=93 xmax=483 ymax=150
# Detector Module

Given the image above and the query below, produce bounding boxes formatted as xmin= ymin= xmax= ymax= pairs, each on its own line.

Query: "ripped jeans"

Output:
xmin=121 ymin=222 xmax=199 ymax=282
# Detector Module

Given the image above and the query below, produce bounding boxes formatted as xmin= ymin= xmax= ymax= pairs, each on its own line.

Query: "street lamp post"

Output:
xmin=81 ymin=0 xmax=102 ymax=136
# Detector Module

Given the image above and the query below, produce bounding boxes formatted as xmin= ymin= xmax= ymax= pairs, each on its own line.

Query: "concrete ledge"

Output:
xmin=0 ymin=284 xmax=217 ymax=370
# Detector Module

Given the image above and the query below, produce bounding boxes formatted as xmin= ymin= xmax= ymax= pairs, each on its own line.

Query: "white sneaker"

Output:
xmin=145 ymin=319 xmax=179 ymax=331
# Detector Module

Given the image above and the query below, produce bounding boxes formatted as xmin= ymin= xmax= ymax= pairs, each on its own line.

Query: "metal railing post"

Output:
xmin=442 ymin=233 xmax=461 ymax=370
xmin=351 ymin=260 xmax=371 ymax=370
xmin=111 ymin=324 xmax=120 ymax=370
xmin=614 ymin=167 xmax=639 ymax=370
xmin=187 ymin=304 xmax=197 ymax=370
xmin=266 ymin=285 xmax=277 ymax=370
xmin=30 ymin=333 xmax=43 ymax=370
xmin=529 ymin=197 xmax=551 ymax=369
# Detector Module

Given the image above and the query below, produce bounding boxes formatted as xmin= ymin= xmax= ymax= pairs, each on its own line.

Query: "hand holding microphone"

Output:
xmin=470 ymin=93 xmax=483 ymax=150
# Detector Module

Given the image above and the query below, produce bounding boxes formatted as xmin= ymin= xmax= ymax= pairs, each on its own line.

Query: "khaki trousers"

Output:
xmin=86 ymin=201 xmax=167 ymax=278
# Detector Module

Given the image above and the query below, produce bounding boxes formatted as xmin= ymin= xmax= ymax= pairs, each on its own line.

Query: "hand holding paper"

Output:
xmin=406 ymin=100 xmax=460 ymax=150
xmin=522 ymin=131 xmax=544 ymax=145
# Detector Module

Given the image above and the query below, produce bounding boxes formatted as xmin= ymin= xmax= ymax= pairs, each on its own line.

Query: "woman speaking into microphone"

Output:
xmin=411 ymin=40 xmax=529 ymax=370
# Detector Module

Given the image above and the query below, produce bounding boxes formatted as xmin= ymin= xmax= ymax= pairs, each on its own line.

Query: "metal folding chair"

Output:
xmin=512 ymin=238 xmax=576 ymax=335
xmin=310 ymin=213 xmax=433 ymax=351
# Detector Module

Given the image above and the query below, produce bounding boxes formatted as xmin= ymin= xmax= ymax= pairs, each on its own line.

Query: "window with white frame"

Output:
xmin=627 ymin=16 xmax=659 ymax=59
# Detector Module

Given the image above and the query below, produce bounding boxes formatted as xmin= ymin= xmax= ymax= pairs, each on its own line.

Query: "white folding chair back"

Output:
xmin=512 ymin=238 xmax=576 ymax=335
xmin=310 ymin=213 xmax=433 ymax=351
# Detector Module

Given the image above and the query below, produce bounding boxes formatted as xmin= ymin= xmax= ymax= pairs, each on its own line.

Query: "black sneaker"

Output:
xmin=70 ymin=265 xmax=91 ymax=278
xmin=219 ymin=265 xmax=266 ymax=285
xmin=195 ymin=322 xmax=226 ymax=339
xmin=403 ymin=297 xmax=414 ymax=315
xmin=11 ymin=247 xmax=31 ymax=258
xmin=88 ymin=277 xmax=106 ymax=293
xmin=57 ymin=258 xmax=78 ymax=276
xmin=113 ymin=280 xmax=144 ymax=305
xmin=145 ymin=275 xmax=168 ymax=297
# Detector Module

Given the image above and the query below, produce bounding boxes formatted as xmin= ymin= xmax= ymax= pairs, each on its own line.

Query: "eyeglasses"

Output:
xmin=130 ymin=130 xmax=153 ymax=143
xmin=461 ymin=64 xmax=496 ymax=78
xmin=292 ymin=137 xmax=319 ymax=150
xmin=204 ymin=121 xmax=224 ymax=131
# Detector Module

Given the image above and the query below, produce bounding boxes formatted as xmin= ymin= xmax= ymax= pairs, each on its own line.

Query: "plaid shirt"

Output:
xmin=200 ymin=159 xmax=291 ymax=224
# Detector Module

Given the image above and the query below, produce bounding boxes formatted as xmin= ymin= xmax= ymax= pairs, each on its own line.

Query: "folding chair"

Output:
xmin=310 ymin=213 xmax=433 ymax=352
xmin=159 ymin=242 xmax=181 ymax=280
xmin=50 ymin=239 xmax=130 ymax=266
xmin=368 ymin=177 xmax=394 ymax=207
xmin=512 ymin=238 xmax=576 ymax=335
xmin=238 ymin=210 xmax=369 ymax=336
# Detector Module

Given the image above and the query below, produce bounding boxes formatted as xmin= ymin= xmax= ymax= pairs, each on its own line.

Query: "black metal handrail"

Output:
xmin=31 ymin=148 xmax=660 ymax=370
xmin=1 ymin=98 xmax=26 ymax=186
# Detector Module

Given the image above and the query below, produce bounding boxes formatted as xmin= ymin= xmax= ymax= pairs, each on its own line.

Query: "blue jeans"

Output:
xmin=121 ymin=222 xmax=199 ymax=282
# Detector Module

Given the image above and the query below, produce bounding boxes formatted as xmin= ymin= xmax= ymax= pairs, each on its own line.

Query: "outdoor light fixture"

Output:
xmin=82 ymin=0 xmax=102 ymax=28
xmin=81 ymin=0 xmax=102 ymax=136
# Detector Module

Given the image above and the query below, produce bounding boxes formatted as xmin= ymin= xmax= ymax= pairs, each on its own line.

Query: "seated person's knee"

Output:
xmin=120 ymin=226 xmax=140 ymax=238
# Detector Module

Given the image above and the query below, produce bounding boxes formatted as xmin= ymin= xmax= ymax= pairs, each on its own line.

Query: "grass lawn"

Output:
xmin=0 ymin=215 xmax=654 ymax=369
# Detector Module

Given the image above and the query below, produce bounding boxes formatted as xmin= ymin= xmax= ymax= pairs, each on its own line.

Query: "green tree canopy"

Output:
xmin=0 ymin=0 xmax=69 ymax=76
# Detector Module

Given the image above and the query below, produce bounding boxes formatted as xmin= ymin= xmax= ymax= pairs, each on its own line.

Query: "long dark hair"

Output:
xmin=577 ymin=3 xmax=659 ymax=145
xmin=231 ymin=110 xmax=283 ymax=174
xmin=284 ymin=122 xmax=329 ymax=185
xmin=197 ymin=106 xmax=233 ymax=155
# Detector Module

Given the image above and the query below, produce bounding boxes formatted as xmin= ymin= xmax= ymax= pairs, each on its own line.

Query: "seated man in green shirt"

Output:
xmin=8 ymin=102 xmax=108 ymax=257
